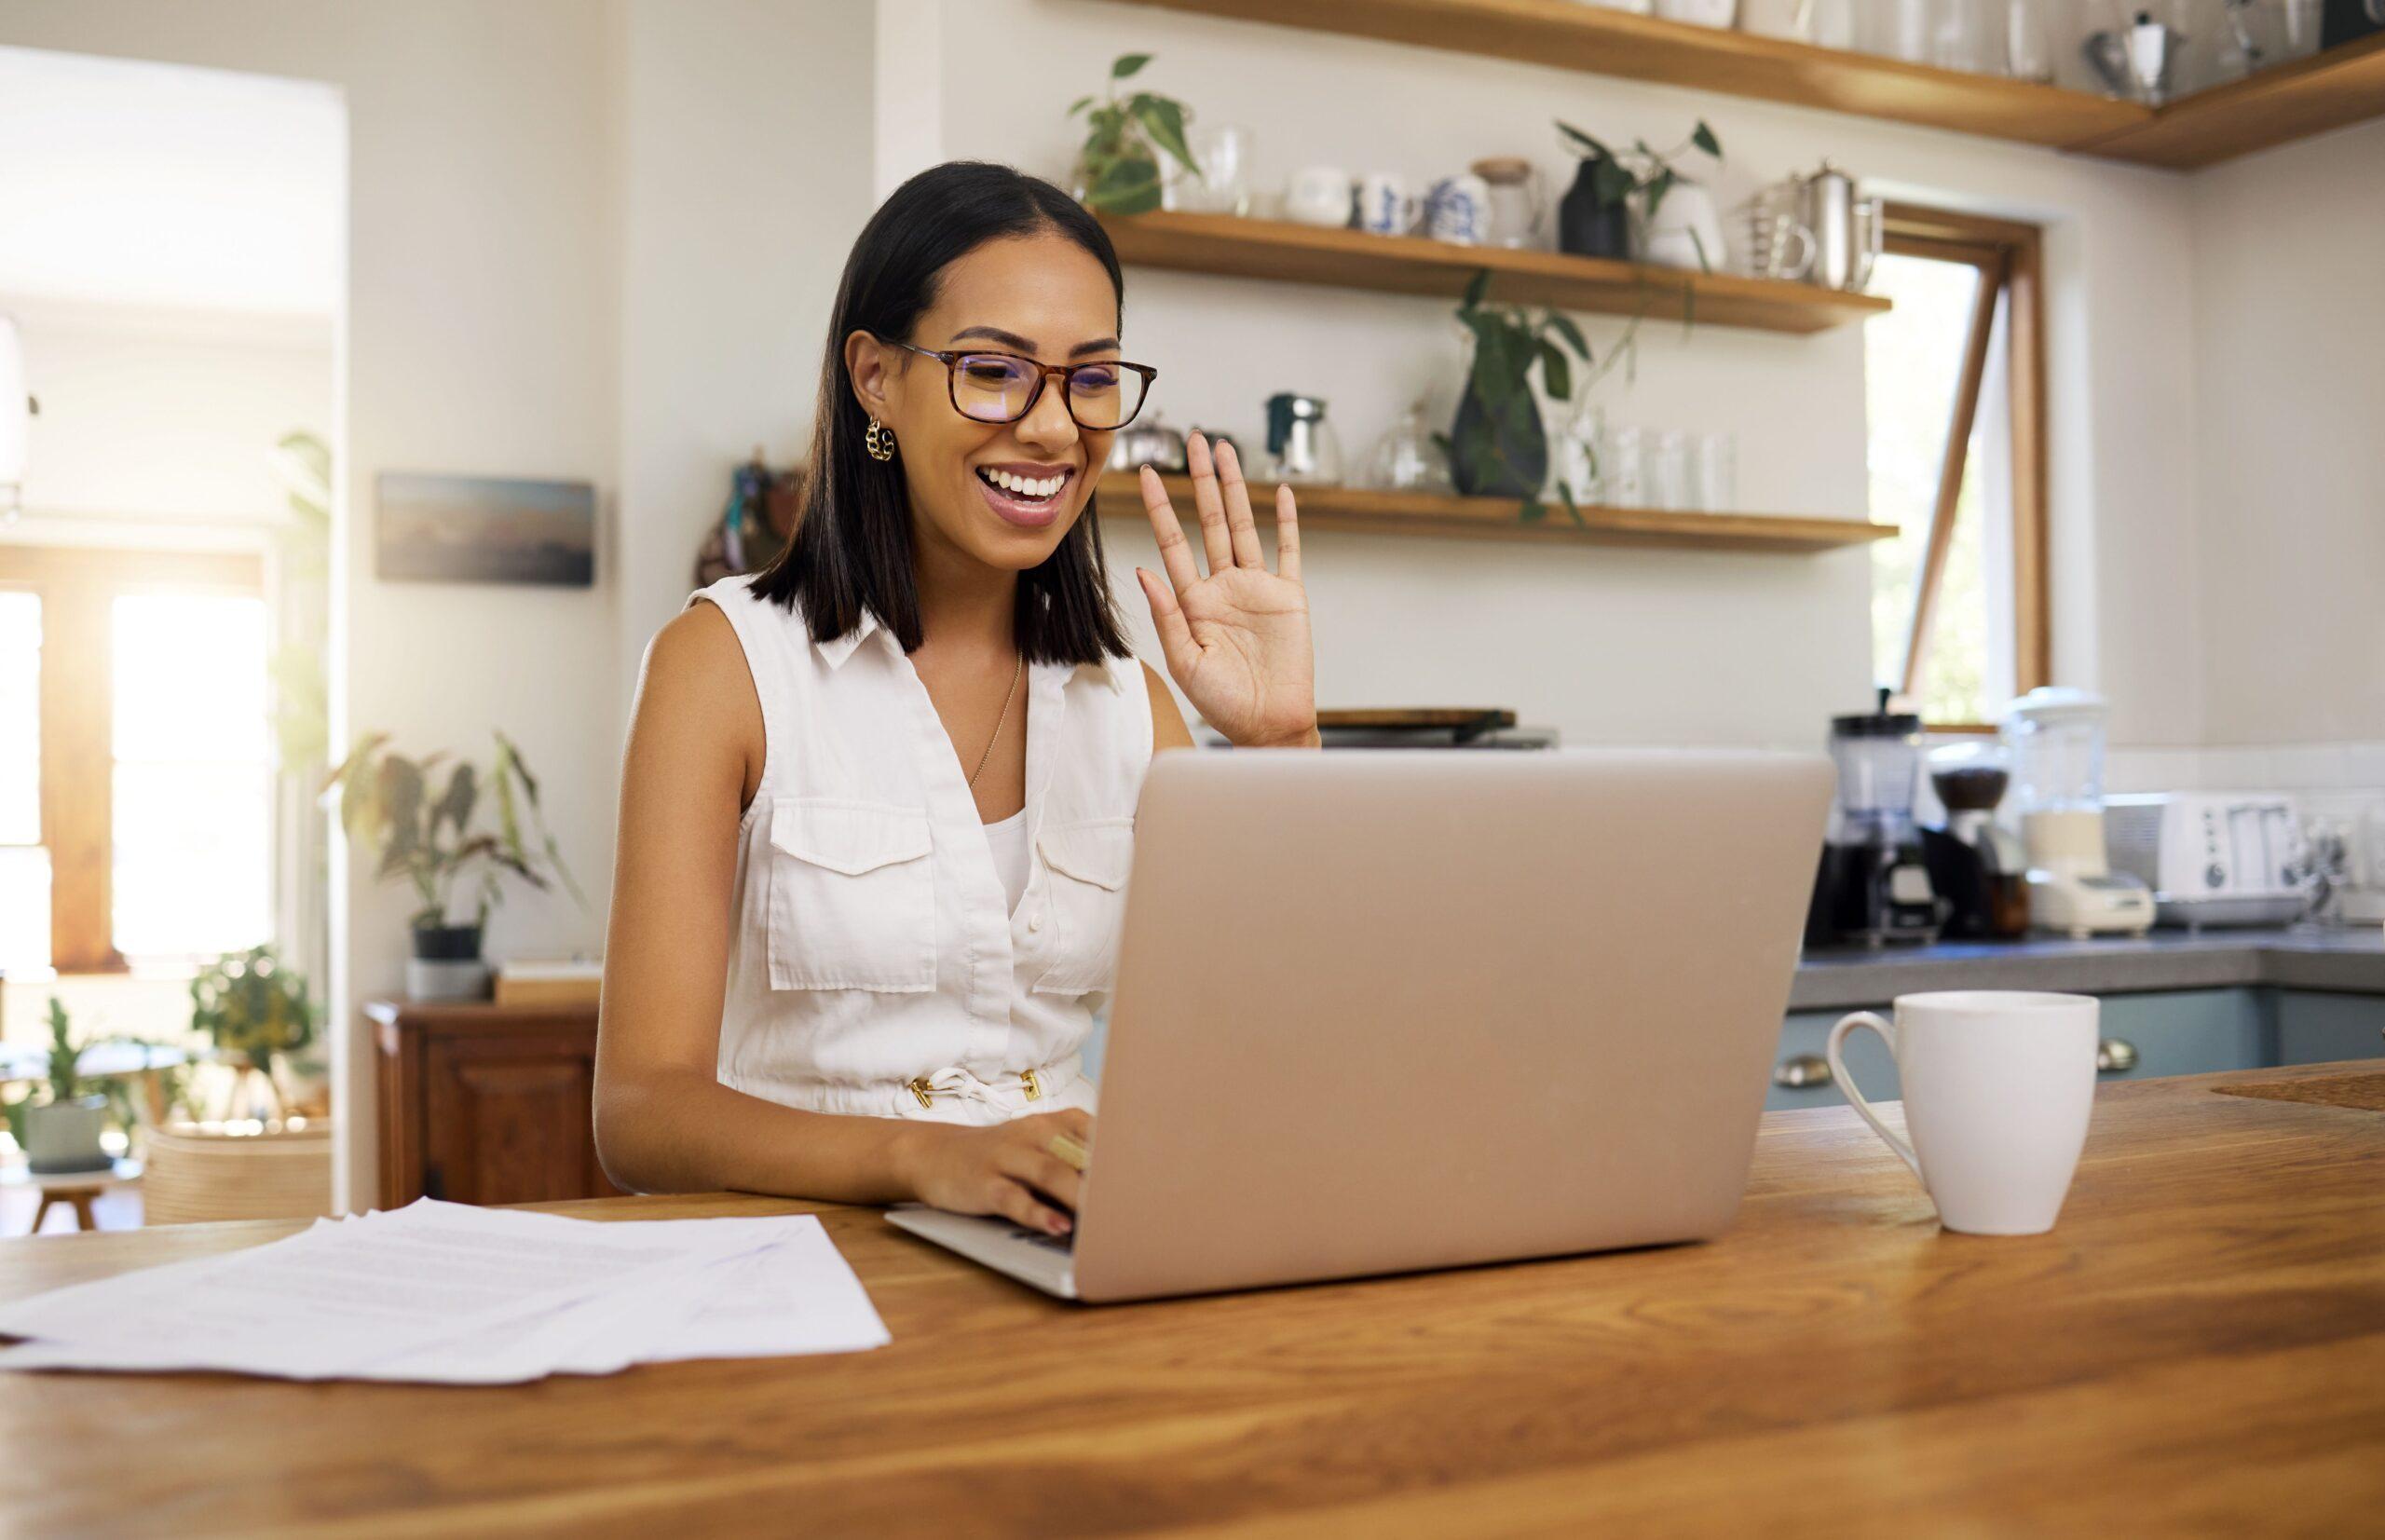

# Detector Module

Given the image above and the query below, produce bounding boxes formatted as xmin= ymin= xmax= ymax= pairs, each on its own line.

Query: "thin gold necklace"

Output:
xmin=967 ymin=654 xmax=1025 ymax=789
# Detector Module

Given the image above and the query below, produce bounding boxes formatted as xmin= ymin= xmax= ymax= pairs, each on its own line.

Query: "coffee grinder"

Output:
xmin=1807 ymin=689 xmax=1942 ymax=948
xmin=1919 ymin=741 xmax=2031 ymax=939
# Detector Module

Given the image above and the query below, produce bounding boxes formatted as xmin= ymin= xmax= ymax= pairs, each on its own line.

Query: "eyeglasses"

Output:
xmin=883 ymin=338 xmax=1156 ymax=431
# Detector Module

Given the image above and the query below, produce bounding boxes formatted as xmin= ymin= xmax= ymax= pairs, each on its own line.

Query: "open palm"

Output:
xmin=1133 ymin=435 xmax=1316 ymax=748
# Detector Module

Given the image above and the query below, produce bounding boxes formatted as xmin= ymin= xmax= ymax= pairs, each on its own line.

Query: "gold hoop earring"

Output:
xmin=865 ymin=417 xmax=895 ymax=463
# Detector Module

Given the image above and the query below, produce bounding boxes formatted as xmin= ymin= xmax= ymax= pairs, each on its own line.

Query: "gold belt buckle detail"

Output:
xmin=906 ymin=1077 xmax=934 ymax=1111
xmin=1020 ymin=1067 xmax=1043 ymax=1102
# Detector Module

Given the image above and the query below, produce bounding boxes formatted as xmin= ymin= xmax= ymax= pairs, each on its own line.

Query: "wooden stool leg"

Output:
xmin=32 ymin=1192 xmax=59 ymax=1233
xmin=70 ymin=1192 xmax=98 ymax=1232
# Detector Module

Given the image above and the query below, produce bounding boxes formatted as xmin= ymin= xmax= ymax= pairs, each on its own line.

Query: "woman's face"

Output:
xmin=848 ymin=232 xmax=1124 ymax=575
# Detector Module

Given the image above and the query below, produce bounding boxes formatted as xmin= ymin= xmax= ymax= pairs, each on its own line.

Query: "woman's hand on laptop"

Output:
xmin=1133 ymin=433 xmax=1318 ymax=750
xmin=897 ymin=1110 xmax=1092 ymax=1236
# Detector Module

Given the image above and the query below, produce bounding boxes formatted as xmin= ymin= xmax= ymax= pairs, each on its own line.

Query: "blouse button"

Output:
xmin=1027 ymin=910 xmax=1043 ymax=933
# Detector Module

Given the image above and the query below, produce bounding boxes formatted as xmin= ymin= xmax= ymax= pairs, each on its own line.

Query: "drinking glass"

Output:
xmin=1185 ymin=123 xmax=1254 ymax=216
xmin=2006 ymin=0 xmax=2056 ymax=79
xmin=1690 ymin=430 xmax=1738 ymax=512
xmin=1652 ymin=429 xmax=1692 ymax=511
xmin=1605 ymin=426 xmax=1649 ymax=509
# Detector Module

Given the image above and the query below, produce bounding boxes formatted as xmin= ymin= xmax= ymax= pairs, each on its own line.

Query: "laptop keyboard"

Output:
xmin=1008 ymin=1224 xmax=1076 ymax=1254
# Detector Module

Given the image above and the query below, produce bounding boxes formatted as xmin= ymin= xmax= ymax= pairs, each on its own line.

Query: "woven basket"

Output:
xmin=142 ymin=1118 xmax=335 ymax=1226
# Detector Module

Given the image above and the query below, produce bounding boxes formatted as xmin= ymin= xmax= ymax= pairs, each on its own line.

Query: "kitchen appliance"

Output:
xmin=2105 ymin=792 xmax=2313 ymax=930
xmin=1795 ymin=162 xmax=1882 ymax=293
xmin=2303 ymin=790 xmax=2385 ymax=924
xmin=1263 ymin=393 xmax=1343 ymax=485
xmin=2002 ymin=688 xmax=2155 ymax=938
xmin=1919 ymin=741 xmax=2031 ymax=939
xmin=1106 ymin=412 xmax=1190 ymax=474
xmin=1807 ymin=690 xmax=1942 ymax=948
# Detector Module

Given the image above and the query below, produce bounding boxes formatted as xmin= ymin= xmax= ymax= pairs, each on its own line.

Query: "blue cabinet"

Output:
xmin=2270 ymin=991 xmax=2385 ymax=1066
xmin=1766 ymin=988 xmax=2271 ymax=1112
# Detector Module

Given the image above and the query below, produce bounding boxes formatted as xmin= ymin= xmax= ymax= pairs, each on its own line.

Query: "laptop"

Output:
xmin=887 ymin=748 xmax=1833 ymax=1302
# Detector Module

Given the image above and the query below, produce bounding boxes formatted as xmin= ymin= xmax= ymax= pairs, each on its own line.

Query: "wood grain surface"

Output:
xmin=2 ymin=1064 xmax=2380 ymax=1537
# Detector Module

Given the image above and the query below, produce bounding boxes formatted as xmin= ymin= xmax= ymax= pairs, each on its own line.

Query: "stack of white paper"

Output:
xmin=0 ymin=1199 xmax=890 ymax=1383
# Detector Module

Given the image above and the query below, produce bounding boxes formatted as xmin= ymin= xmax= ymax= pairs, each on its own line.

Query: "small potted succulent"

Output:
xmin=324 ymin=731 xmax=577 ymax=1002
xmin=9 ymin=1001 xmax=111 ymax=1175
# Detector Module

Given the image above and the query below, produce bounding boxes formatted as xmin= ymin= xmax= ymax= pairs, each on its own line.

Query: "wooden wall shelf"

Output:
xmin=1113 ymin=0 xmax=2148 ymax=148
xmin=1098 ymin=211 xmax=1889 ymax=334
xmin=1110 ymin=0 xmax=2385 ymax=169
xmin=1100 ymin=472 xmax=1895 ymax=553
xmin=2069 ymin=32 xmax=2385 ymax=168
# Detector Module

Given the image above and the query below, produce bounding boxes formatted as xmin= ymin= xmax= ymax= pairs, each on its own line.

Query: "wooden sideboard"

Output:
xmin=368 ymin=1000 xmax=621 ymax=1211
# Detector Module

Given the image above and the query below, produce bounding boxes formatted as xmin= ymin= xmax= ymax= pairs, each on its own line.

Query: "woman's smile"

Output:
xmin=972 ymin=459 xmax=1078 ymax=529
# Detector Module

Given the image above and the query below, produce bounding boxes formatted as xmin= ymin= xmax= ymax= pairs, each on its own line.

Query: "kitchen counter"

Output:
xmin=1 ymin=1064 xmax=2379 ymax=1534
xmin=1791 ymin=924 xmax=2385 ymax=1010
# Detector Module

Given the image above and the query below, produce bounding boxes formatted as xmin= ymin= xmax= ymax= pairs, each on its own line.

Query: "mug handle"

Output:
xmin=1826 ymin=1012 xmax=1922 ymax=1182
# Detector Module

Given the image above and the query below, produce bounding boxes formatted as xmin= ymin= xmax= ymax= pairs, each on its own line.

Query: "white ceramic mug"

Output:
xmin=1827 ymin=991 xmax=2098 ymax=1235
xmin=1285 ymin=166 xmax=1354 ymax=228
xmin=1356 ymin=172 xmax=1421 ymax=237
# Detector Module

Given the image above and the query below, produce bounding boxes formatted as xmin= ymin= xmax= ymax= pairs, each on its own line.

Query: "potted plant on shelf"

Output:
xmin=1441 ymin=270 xmax=1610 ymax=519
xmin=188 ymin=946 xmax=315 ymax=1121
xmin=1555 ymin=119 xmax=1725 ymax=271
xmin=1068 ymin=52 xmax=1201 ymax=215
xmin=7 ymin=1001 xmax=112 ymax=1175
xmin=325 ymin=731 xmax=578 ymax=1002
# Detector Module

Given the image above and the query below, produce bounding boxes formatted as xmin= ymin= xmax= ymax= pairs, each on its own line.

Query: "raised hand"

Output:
xmin=1134 ymin=433 xmax=1318 ymax=749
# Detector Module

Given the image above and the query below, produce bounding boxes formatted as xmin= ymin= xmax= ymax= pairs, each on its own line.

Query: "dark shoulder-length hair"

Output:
xmin=749 ymin=161 xmax=1132 ymax=666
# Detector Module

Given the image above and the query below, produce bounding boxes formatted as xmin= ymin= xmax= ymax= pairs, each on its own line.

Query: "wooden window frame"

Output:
xmin=1878 ymin=204 xmax=2050 ymax=732
xmin=0 ymin=546 xmax=266 ymax=974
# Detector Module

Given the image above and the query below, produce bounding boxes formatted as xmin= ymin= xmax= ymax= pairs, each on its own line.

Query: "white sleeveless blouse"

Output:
xmin=692 ymin=575 xmax=1150 ymax=1126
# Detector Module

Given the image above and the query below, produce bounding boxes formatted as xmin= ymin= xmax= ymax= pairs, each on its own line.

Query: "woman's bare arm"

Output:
xmin=593 ymin=605 xmax=1086 ymax=1230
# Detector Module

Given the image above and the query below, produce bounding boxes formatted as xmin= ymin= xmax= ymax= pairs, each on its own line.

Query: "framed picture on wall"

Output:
xmin=375 ymin=472 xmax=596 ymax=587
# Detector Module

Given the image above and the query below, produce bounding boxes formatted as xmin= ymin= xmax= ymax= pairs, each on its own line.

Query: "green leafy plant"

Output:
xmin=190 ymin=946 xmax=315 ymax=1072
xmin=1556 ymin=118 xmax=1724 ymax=268
xmin=37 ymin=999 xmax=85 ymax=1106
xmin=1441 ymin=271 xmax=1637 ymax=525
xmin=324 ymin=731 xmax=579 ymax=934
xmin=1069 ymin=52 xmax=1200 ymax=215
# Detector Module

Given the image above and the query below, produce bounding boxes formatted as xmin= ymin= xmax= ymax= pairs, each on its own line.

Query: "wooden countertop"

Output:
xmin=3 ymin=1063 xmax=2380 ymax=1535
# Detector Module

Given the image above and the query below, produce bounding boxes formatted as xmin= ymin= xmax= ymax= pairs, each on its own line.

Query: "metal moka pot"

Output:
xmin=1796 ymin=161 xmax=1882 ymax=293
xmin=2084 ymin=10 xmax=2185 ymax=102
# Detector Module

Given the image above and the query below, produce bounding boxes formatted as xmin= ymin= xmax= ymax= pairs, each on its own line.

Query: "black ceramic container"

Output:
xmin=1557 ymin=157 xmax=1632 ymax=261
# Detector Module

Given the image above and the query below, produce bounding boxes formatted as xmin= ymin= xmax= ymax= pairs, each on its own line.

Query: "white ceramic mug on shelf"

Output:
xmin=1285 ymin=166 xmax=1354 ymax=228
xmin=1827 ymin=991 xmax=2099 ymax=1235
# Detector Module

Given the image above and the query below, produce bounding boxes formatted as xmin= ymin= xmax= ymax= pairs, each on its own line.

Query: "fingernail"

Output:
xmin=1050 ymin=1217 xmax=1071 ymax=1235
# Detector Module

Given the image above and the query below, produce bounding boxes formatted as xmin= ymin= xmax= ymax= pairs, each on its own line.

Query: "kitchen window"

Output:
xmin=1863 ymin=206 xmax=2049 ymax=729
xmin=0 ymin=546 xmax=273 ymax=976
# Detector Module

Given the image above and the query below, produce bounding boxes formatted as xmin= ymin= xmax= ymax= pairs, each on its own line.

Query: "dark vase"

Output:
xmin=411 ymin=922 xmax=484 ymax=962
xmin=1557 ymin=158 xmax=1632 ymax=261
xmin=1449 ymin=388 xmax=1547 ymax=499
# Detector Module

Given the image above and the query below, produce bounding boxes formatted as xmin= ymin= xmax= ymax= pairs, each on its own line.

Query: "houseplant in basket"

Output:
xmin=325 ymin=731 xmax=578 ymax=1002
xmin=189 ymin=945 xmax=315 ymax=1120
xmin=6 ymin=1001 xmax=112 ymax=1174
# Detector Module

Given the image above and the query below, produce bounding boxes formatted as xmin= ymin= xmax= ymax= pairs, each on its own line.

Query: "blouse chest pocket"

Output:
xmin=1030 ymin=817 xmax=1135 ymax=997
xmin=766 ymin=799 xmax=936 ymax=993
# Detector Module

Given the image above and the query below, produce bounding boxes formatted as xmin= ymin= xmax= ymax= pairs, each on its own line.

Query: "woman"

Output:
xmin=594 ymin=162 xmax=1316 ymax=1237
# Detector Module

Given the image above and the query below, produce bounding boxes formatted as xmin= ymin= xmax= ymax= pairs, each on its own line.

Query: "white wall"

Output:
xmin=0 ymin=1 xmax=627 ymax=1209
xmin=2188 ymin=118 xmax=2385 ymax=750
xmin=4 ymin=300 xmax=332 ymax=535
xmin=894 ymin=0 xmax=2206 ymax=749
xmin=617 ymin=0 xmax=878 ymax=712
